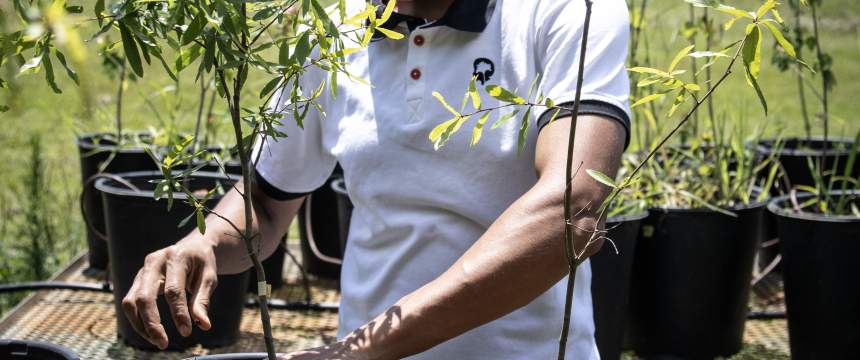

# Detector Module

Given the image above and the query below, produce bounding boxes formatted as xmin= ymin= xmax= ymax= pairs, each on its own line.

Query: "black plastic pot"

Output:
xmin=185 ymin=354 xmax=267 ymax=359
xmin=627 ymin=201 xmax=766 ymax=359
xmin=330 ymin=177 xmax=352 ymax=255
xmin=96 ymin=171 xmax=248 ymax=350
xmin=298 ymin=170 xmax=347 ymax=280
xmin=757 ymin=137 xmax=859 ymax=192
xmin=77 ymin=133 xmax=159 ymax=271
xmin=0 ymin=340 xmax=79 ymax=359
xmin=194 ymin=145 xmax=243 ymax=176
xmin=768 ymin=191 xmax=860 ymax=360
xmin=591 ymin=211 xmax=647 ymax=360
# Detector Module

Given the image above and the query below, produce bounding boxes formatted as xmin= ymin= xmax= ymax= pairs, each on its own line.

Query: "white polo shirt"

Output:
xmin=254 ymin=0 xmax=631 ymax=358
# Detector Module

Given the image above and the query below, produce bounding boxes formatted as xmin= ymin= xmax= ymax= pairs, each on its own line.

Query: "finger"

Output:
xmin=136 ymin=253 xmax=169 ymax=349
xmin=164 ymin=253 xmax=192 ymax=337
xmin=122 ymin=271 xmax=147 ymax=339
xmin=189 ymin=268 xmax=218 ymax=331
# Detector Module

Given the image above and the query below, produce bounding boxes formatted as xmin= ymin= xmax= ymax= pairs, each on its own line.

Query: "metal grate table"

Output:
xmin=1 ymin=251 xmax=789 ymax=359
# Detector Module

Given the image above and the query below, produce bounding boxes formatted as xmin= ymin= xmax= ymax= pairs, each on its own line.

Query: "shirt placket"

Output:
xmin=405 ymin=26 xmax=430 ymax=122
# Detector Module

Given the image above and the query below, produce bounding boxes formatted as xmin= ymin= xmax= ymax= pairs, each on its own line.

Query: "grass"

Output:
xmin=0 ymin=0 xmax=857 ymax=315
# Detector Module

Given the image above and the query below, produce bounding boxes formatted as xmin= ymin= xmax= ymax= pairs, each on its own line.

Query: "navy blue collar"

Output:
xmin=375 ymin=0 xmax=491 ymax=33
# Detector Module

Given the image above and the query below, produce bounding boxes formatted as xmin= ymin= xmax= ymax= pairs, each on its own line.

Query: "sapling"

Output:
xmin=105 ymin=0 xmax=398 ymax=357
xmin=431 ymin=0 xmax=800 ymax=358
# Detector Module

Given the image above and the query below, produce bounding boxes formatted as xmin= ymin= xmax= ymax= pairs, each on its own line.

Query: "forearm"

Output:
xmin=190 ymin=179 xmax=303 ymax=274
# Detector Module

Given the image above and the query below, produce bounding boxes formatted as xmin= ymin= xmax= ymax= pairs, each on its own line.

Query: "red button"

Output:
xmin=413 ymin=35 xmax=425 ymax=46
xmin=410 ymin=68 xmax=421 ymax=80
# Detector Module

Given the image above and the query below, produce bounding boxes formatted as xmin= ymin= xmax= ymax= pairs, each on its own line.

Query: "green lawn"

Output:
xmin=0 ymin=0 xmax=858 ymax=312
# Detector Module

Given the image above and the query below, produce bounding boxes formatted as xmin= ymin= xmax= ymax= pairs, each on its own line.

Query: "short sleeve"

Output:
xmin=252 ymin=78 xmax=337 ymax=199
xmin=534 ymin=0 xmax=632 ymax=147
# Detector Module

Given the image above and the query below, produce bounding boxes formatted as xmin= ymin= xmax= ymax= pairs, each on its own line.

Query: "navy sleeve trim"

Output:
xmin=254 ymin=167 xmax=310 ymax=201
xmin=536 ymin=100 xmax=631 ymax=149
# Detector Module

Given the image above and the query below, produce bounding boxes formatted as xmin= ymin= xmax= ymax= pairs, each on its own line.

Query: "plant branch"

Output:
xmin=557 ymin=0 xmax=593 ymax=358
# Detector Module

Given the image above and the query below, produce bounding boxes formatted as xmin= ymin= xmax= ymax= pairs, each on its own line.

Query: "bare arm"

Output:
xmin=284 ymin=114 xmax=626 ymax=359
xmin=121 ymin=179 xmax=304 ymax=349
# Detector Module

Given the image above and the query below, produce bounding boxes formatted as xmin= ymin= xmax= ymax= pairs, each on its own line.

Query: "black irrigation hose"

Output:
xmin=0 ymin=281 xmax=340 ymax=313
xmin=747 ymin=310 xmax=787 ymax=320
xmin=0 ymin=281 xmax=112 ymax=294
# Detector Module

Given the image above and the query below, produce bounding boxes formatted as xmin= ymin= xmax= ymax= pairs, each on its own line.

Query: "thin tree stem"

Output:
xmin=810 ymin=2 xmax=829 ymax=202
xmin=116 ymin=61 xmax=125 ymax=144
xmin=792 ymin=1 xmax=811 ymax=142
xmin=557 ymin=1 xmax=593 ymax=358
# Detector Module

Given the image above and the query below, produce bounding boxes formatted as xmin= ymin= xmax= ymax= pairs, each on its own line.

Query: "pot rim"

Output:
xmin=767 ymin=190 xmax=860 ymax=223
xmin=184 ymin=354 xmax=268 ymax=360
xmin=76 ymin=132 xmax=154 ymax=152
xmin=607 ymin=209 xmax=649 ymax=223
xmin=755 ymin=136 xmax=856 ymax=157
xmin=649 ymin=193 xmax=769 ymax=214
xmin=95 ymin=170 xmax=239 ymax=201
xmin=0 ymin=339 xmax=79 ymax=359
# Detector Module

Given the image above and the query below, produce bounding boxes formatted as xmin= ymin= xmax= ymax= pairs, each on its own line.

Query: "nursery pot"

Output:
xmin=0 ymin=339 xmax=79 ymax=360
xmin=329 ymin=177 xmax=353 ymax=255
xmin=628 ymin=201 xmax=766 ymax=359
xmin=768 ymin=191 xmax=860 ymax=360
xmin=96 ymin=171 xmax=248 ymax=350
xmin=298 ymin=170 xmax=347 ymax=280
xmin=591 ymin=210 xmax=647 ymax=360
xmin=185 ymin=354 xmax=268 ymax=359
xmin=77 ymin=133 xmax=159 ymax=271
xmin=194 ymin=145 xmax=243 ymax=176
xmin=756 ymin=137 xmax=859 ymax=193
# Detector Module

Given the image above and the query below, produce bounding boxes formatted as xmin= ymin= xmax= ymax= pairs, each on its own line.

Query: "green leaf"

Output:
xmin=468 ymin=76 xmax=481 ymax=110
xmin=54 ymin=49 xmax=79 ymax=85
xmin=586 ymin=169 xmax=618 ymax=188
xmin=375 ymin=27 xmax=405 ymax=40
xmin=742 ymin=25 xmax=762 ymax=80
xmin=196 ymin=209 xmax=206 ymax=234
xmin=745 ymin=65 xmax=769 ymax=115
xmin=278 ymin=41 xmax=290 ymax=65
xmin=485 ymin=85 xmax=525 ymax=104
xmin=260 ymin=76 xmax=282 ymax=99
xmin=119 ymin=23 xmax=144 ymax=77
xmin=432 ymin=91 xmax=461 ymax=117
xmin=292 ymin=31 xmax=311 ymax=65
xmin=94 ymin=0 xmax=105 ymax=25
xmin=175 ymin=44 xmax=203 ymax=72
xmin=492 ymin=109 xmax=520 ymax=129
xmin=762 ymin=21 xmax=796 ymax=58
xmin=42 ymin=50 xmax=61 ymax=94
xmin=181 ymin=14 xmax=206 ymax=46
xmin=632 ymin=92 xmax=666 ymax=108
xmin=377 ymin=0 xmax=397 ymax=24
xmin=471 ymin=111 xmax=491 ymax=146
xmin=688 ymin=51 xmax=729 ymax=58
xmin=517 ymin=107 xmax=531 ymax=155
xmin=756 ymin=0 xmax=777 ymax=19
xmin=668 ymin=45 xmax=695 ymax=73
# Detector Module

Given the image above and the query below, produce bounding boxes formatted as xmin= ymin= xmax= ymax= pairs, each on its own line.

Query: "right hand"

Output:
xmin=121 ymin=235 xmax=219 ymax=349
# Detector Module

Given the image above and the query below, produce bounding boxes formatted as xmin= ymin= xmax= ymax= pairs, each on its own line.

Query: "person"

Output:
xmin=121 ymin=0 xmax=631 ymax=358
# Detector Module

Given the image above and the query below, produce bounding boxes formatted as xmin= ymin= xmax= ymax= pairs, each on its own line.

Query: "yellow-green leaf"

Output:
xmin=468 ymin=77 xmax=481 ymax=110
xmin=632 ymin=92 xmax=666 ymax=108
xmin=375 ymin=27 xmax=404 ymax=40
xmin=756 ymin=0 xmax=777 ymax=19
xmin=485 ymin=85 xmax=526 ymax=104
xmin=432 ymin=91 xmax=461 ymax=117
xmin=471 ymin=112 xmax=491 ymax=146
xmin=586 ymin=169 xmax=618 ymax=188
xmin=762 ymin=21 xmax=796 ymax=58
xmin=668 ymin=45 xmax=695 ymax=73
